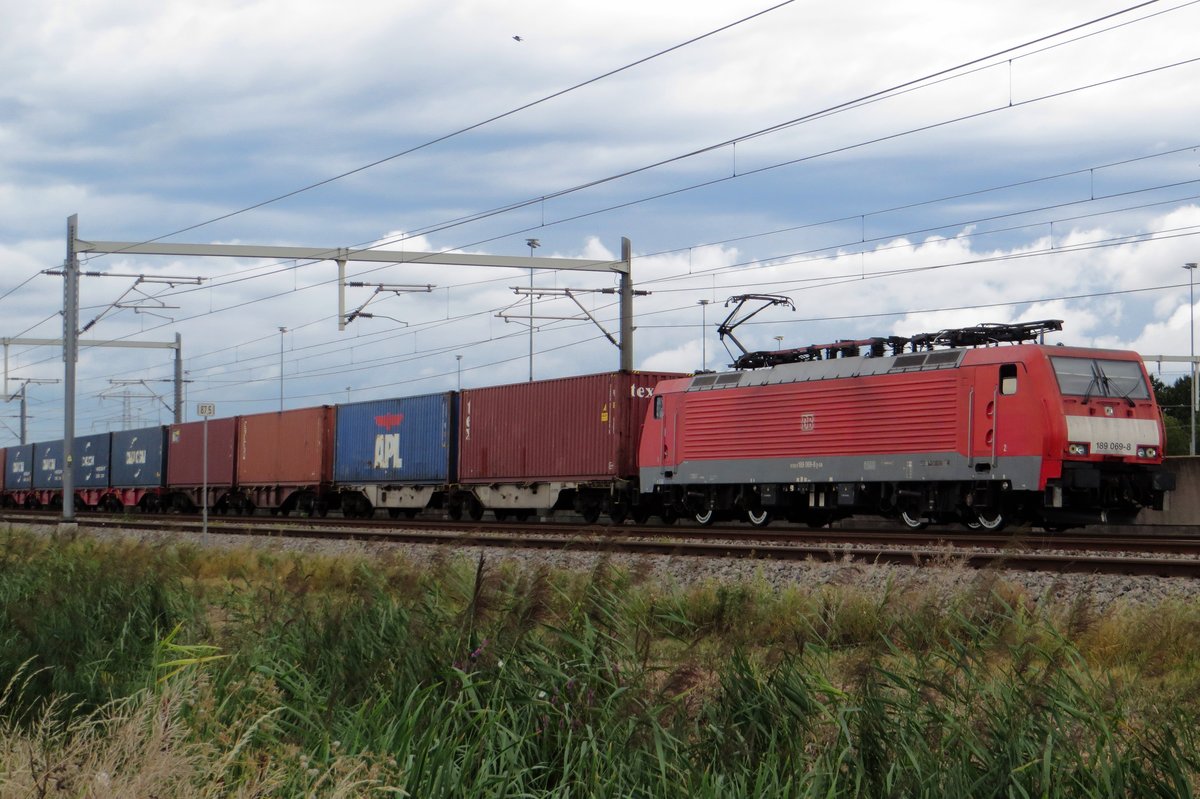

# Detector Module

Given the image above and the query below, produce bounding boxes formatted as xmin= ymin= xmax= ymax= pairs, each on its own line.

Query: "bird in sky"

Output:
xmin=512 ymin=35 xmax=523 ymax=41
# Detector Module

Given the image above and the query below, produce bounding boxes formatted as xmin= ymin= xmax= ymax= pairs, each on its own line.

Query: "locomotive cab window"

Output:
xmin=999 ymin=363 xmax=1018 ymax=396
xmin=654 ymin=396 xmax=664 ymax=419
xmin=1050 ymin=356 xmax=1150 ymax=400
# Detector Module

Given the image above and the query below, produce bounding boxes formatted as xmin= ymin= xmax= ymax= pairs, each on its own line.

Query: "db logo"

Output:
xmin=800 ymin=413 xmax=815 ymax=432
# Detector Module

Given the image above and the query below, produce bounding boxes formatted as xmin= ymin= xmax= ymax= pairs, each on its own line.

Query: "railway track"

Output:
xmin=5 ymin=510 xmax=1200 ymax=579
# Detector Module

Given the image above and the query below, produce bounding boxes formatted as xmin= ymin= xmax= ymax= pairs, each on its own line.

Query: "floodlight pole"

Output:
xmin=620 ymin=237 xmax=633 ymax=373
xmin=174 ymin=333 xmax=183 ymax=423
xmin=1187 ymin=262 xmax=1198 ymax=456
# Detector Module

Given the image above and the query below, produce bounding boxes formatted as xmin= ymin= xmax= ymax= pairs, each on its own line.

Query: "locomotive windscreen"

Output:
xmin=1050 ymin=356 xmax=1150 ymax=400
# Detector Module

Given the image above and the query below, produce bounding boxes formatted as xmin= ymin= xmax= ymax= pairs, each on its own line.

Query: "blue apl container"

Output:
xmin=75 ymin=433 xmax=112 ymax=488
xmin=334 ymin=393 xmax=457 ymax=484
xmin=111 ymin=426 xmax=168 ymax=488
xmin=33 ymin=440 xmax=64 ymax=490
xmin=4 ymin=444 xmax=33 ymax=490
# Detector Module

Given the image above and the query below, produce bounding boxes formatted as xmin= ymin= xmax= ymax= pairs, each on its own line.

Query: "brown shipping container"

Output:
xmin=459 ymin=371 xmax=683 ymax=483
xmin=238 ymin=406 xmax=335 ymax=486
xmin=167 ymin=417 xmax=238 ymax=487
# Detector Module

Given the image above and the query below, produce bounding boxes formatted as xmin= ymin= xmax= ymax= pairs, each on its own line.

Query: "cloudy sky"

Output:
xmin=1 ymin=0 xmax=1198 ymax=443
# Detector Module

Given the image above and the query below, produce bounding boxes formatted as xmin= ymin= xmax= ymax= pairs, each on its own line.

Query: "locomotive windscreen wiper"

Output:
xmin=1081 ymin=360 xmax=1107 ymax=404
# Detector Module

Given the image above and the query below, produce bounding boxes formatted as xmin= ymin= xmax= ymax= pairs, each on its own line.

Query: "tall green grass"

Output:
xmin=1 ymin=528 xmax=1198 ymax=797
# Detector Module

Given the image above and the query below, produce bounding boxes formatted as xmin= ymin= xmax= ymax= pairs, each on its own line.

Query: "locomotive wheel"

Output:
xmin=693 ymin=508 xmax=715 ymax=526
xmin=746 ymin=508 xmax=771 ymax=528
xmin=899 ymin=509 xmax=928 ymax=530
xmin=631 ymin=506 xmax=651 ymax=525
xmin=609 ymin=506 xmax=628 ymax=525
xmin=974 ymin=510 xmax=1006 ymax=531
xmin=580 ymin=506 xmax=601 ymax=525
xmin=659 ymin=509 xmax=679 ymax=525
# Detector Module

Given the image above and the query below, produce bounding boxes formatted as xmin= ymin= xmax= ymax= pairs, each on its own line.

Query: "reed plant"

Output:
xmin=0 ymin=528 xmax=1198 ymax=797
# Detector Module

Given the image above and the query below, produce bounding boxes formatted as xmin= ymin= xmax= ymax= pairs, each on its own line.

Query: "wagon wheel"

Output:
xmin=447 ymin=502 xmax=463 ymax=521
xmin=693 ymin=508 xmax=715 ymax=526
xmin=630 ymin=506 xmax=651 ymax=525
xmin=387 ymin=508 xmax=402 ymax=519
xmin=580 ymin=506 xmax=601 ymax=525
xmin=514 ymin=509 xmax=533 ymax=522
xmin=608 ymin=505 xmax=628 ymax=525
xmin=467 ymin=498 xmax=485 ymax=521
xmin=494 ymin=509 xmax=511 ymax=522
xmin=899 ymin=508 xmax=927 ymax=530
xmin=403 ymin=509 xmax=419 ymax=519
xmin=746 ymin=508 xmax=771 ymax=528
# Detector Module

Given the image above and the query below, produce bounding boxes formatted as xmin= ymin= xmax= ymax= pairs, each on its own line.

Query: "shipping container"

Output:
xmin=3 ymin=445 xmax=28 ymax=491
xmin=167 ymin=417 xmax=238 ymax=487
xmin=458 ymin=371 xmax=682 ymax=482
xmin=33 ymin=440 xmax=64 ymax=490
xmin=112 ymin=425 xmax=168 ymax=487
xmin=75 ymin=433 xmax=111 ymax=488
xmin=335 ymin=393 xmax=457 ymax=484
xmin=238 ymin=406 xmax=335 ymax=486
xmin=334 ymin=393 xmax=456 ymax=517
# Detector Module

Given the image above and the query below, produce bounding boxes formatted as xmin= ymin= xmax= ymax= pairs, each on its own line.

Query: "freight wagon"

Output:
xmin=73 ymin=432 xmax=112 ymax=509
xmin=165 ymin=417 xmax=238 ymax=512
xmin=335 ymin=393 xmax=457 ymax=518
xmin=236 ymin=407 xmax=336 ymax=515
xmin=453 ymin=371 xmax=684 ymax=523
xmin=107 ymin=425 xmax=170 ymax=512
xmin=31 ymin=440 xmax=65 ymax=508
xmin=3 ymin=444 xmax=33 ymax=507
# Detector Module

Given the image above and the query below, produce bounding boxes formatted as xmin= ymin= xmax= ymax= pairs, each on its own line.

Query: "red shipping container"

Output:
xmin=238 ymin=406 xmax=335 ymax=486
xmin=167 ymin=417 xmax=238 ymax=487
xmin=458 ymin=371 xmax=683 ymax=483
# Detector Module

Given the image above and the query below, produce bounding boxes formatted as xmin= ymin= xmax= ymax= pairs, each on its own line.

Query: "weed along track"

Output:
xmin=9 ymin=510 xmax=1200 ymax=578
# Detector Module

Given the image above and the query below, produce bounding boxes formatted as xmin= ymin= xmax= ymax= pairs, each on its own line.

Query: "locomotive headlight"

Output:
xmin=1137 ymin=445 xmax=1157 ymax=459
xmin=1067 ymin=442 xmax=1089 ymax=456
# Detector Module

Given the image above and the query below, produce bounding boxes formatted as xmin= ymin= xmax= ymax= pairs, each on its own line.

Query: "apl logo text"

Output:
xmin=374 ymin=435 xmax=403 ymax=469
xmin=373 ymin=412 xmax=405 ymax=469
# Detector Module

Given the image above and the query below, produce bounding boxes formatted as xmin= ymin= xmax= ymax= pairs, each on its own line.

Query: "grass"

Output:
xmin=0 ymin=526 xmax=1198 ymax=796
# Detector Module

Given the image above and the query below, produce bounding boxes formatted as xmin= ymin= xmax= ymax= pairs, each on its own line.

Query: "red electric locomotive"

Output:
xmin=638 ymin=316 xmax=1175 ymax=530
